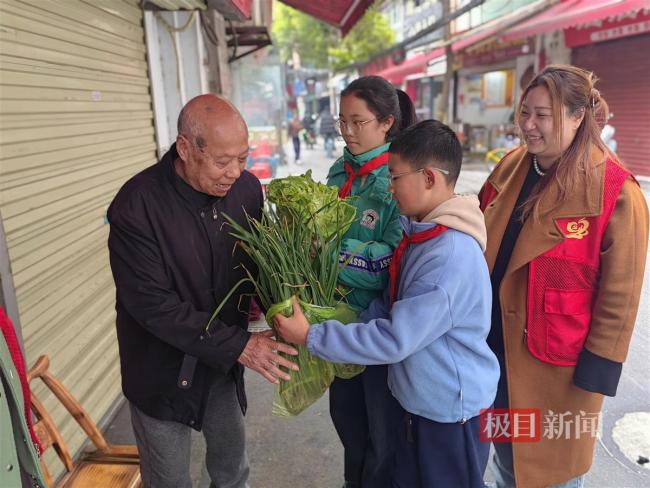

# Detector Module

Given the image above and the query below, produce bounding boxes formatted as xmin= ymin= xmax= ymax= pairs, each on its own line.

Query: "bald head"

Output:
xmin=177 ymin=94 xmax=247 ymax=149
xmin=174 ymin=95 xmax=250 ymax=197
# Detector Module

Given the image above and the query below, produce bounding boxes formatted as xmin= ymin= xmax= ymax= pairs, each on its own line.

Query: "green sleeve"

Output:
xmin=338 ymin=203 xmax=402 ymax=291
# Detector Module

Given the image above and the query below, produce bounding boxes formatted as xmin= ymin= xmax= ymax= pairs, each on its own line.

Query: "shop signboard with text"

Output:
xmin=565 ymin=10 xmax=650 ymax=48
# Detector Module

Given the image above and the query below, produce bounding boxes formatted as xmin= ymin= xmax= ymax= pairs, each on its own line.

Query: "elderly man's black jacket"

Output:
xmin=108 ymin=145 xmax=262 ymax=429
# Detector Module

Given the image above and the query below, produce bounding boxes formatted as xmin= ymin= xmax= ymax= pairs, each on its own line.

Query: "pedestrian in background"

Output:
xmin=480 ymin=64 xmax=649 ymax=487
xmin=325 ymin=76 xmax=416 ymax=488
xmin=319 ymin=108 xmax=337 ymax=158
xmin=288 ymin=116 xmax=303 ymax=165
xmin=302 ymin=112 xmax=317 ymax=149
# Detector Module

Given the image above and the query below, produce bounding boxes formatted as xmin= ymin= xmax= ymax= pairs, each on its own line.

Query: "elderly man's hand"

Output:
xmin=238 ymin=330 xmax=299 ymax=384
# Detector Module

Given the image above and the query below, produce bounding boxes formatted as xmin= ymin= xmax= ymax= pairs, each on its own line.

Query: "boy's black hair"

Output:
xmin=341 ymin=76 xmax=416 ymax=139
xmin=389 ymin=119 xmax=463 ymax=186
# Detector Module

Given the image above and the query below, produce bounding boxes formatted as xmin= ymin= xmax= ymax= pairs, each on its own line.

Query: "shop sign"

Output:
xmin=461 ymin=38 xmax=533 ymax=68
xmin=565 ymin=11 xmax=650 ymax=48
xmin=427 ymin=57 xmax=447 ymax=77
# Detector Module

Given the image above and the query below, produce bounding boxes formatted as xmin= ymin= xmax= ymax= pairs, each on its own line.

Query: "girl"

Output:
xmin=326 ymin=76 xmax=416 ymax=488
xmin=480 ymin=65 xmax=648 ymax=487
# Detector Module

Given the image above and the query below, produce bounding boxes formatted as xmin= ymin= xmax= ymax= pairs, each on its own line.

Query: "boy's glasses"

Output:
xmin=335 ymin=118 xmax=377 ymax=134
xmin=388 ymin=167 xmax=449 ymax=184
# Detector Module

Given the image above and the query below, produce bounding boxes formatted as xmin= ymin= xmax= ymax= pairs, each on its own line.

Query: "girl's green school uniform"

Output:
xmin=326 ymin=143 xmax=402 ymax=309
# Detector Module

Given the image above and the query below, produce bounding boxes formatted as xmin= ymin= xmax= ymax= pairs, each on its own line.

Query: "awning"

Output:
xmin=147 ymin=0 xmax=207 ymax=10
xmin=376 ymin=48 xmax=445 ymax=85
xmin=452 ymin=25 xmax=503 ymax=52
xmin=147 ymin=1 xmax=252 ymax=20
xmin=208 ymin=0 xmax=251 ymax=20
xmin=501 ymin=0 xmax=650 ymax=42
xmin=366 ymin=0 xmax=550 ymax=82
xmin=451 ymin=0 xmax=554 ymax=51
xmin=564 ymin=9 xmax=650 ymax=47
xmin=279 ymin=0 xmax=374 ymax=36
xmin=226 ymin=25 xmax=272 ymax=62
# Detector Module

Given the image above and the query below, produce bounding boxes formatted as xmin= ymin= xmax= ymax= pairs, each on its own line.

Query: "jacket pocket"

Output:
xmin=543 ymin=288 xmax=593 ymax=363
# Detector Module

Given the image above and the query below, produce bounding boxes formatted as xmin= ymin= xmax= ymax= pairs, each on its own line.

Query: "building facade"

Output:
xmin=362 ymin=0 xmax=650 ymax=177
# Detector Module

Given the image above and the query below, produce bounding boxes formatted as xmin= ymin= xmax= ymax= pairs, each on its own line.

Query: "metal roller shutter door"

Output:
xmin=572 ymin=34 xmax=650 ymax=177
xmin=0 ymin=0 xmax=156 ymax=470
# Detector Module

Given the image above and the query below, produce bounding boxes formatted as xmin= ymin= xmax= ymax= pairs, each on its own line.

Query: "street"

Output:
xmin=104 ymin=140 xmax=650 ymax=487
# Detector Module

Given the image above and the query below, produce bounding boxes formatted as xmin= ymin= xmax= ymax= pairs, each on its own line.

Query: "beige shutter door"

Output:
xmin=0 ymin=0 xmax=156 ymax=467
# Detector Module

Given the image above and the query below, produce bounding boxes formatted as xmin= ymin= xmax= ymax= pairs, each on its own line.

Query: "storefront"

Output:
xmin=454 ymin=38 xmax=535 ymax=153
xmin=501 ymin=0 xmax=650 ymax=176
xmin=403 ymin=75 xmax=441 ymax=121
xmin=400 ymin=53 xmax=454 ymax=122
xmin=569 ymin=11 xmax=650 ymax=177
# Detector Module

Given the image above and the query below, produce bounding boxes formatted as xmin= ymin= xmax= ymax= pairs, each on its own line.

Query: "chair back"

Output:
xmin=27 ymin=355 xmax=110 ymax=485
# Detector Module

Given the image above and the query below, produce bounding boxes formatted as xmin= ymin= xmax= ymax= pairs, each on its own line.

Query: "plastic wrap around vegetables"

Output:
xmin=209 ymin=171 xmax=364 ymax=416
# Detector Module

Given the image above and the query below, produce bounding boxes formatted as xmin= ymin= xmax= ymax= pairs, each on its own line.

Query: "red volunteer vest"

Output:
xmin=482 ymin=158 xmax=632 ymax=366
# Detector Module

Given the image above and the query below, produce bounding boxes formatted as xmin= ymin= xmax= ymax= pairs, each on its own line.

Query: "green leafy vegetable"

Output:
xmin=267 ymin=169 xmax=356 ymax=240
xmin=211 ymin=172 xmax=365 ymax=416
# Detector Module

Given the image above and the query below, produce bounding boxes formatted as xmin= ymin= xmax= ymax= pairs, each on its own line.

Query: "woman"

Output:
xmin=480 ymin=65 xmax=648 ymax=487
xmin=326 ymin=76 xmax=416 ymax=488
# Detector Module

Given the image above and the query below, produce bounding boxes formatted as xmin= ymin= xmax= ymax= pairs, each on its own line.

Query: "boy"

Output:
xmin=274 ymin=119 xmax=499 ymax=487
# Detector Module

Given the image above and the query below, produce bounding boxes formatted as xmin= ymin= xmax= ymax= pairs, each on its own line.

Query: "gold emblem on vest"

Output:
xmin=566 ymin=218 xmax=589 ymax=239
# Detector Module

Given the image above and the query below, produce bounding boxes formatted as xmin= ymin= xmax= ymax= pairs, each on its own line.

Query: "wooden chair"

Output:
xmin=27 ymin=355 xmax=142 ymax=487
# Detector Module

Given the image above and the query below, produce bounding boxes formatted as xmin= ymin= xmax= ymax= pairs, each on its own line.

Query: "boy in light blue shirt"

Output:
xmin=274 ymin=119 xmax=499 ymax=487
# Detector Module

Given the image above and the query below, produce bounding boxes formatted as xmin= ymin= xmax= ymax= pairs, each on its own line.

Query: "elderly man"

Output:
xmin=108 ymin=95 xmax=297 ymax=488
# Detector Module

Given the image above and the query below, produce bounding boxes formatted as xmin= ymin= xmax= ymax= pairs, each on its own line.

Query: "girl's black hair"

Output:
xmin=340 ymin=76 xmax=417 ymax=140
xmin=396 ymin=89 xmax=417 ymax=131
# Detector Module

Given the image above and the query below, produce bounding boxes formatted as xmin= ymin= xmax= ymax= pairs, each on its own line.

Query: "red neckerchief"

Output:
xmin=389 ymin=225 xmax=449 ymax=304
xmin=0 ymin=308 xmax=42 ymax=455
xmin=338 ymin=152 xmax=390 ymax=198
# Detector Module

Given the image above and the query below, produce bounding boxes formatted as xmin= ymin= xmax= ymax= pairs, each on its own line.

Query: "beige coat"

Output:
xmin=481 ymin=146 xmax=649 ymax=487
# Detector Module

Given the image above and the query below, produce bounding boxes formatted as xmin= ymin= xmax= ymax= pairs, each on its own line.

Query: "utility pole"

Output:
xmin=436 ymin=0 xmax=454 ymax=124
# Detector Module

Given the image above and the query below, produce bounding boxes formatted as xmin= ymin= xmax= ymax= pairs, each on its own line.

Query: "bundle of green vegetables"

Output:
xmin=219 ymin=170 xmax=364 ymax=416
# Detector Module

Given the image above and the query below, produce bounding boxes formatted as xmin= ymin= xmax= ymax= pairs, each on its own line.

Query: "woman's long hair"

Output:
xmin=517 ymin=64 xmax=611 ymax=220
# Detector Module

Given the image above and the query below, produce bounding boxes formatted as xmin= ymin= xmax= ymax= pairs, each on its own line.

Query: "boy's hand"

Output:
xmin=273 ymin=296 xmax=310 ymax=345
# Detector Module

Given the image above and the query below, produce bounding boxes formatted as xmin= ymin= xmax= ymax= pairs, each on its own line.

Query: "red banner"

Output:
xmin=460 ymin=38 xmax=534 ymax=69
xmin=565 ymin=11 xmax=650 ymax=48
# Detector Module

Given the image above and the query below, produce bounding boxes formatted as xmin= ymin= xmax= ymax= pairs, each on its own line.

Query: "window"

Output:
xmin=481 ymin=70 xmax=514 ymax=107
